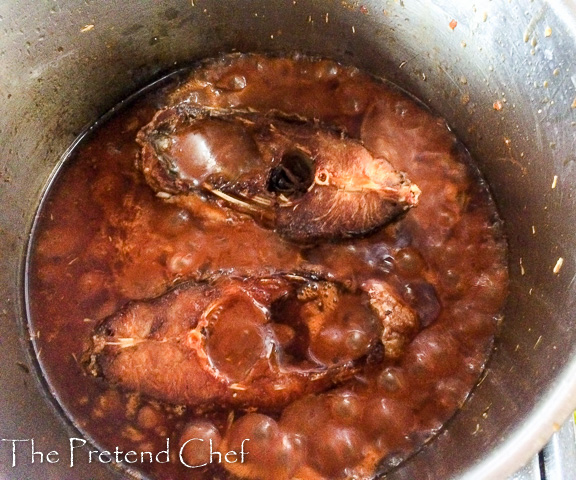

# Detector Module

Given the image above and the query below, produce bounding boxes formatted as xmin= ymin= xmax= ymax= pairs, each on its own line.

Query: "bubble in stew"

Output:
xmin=27 ymin=53 xmax=508 ymax=480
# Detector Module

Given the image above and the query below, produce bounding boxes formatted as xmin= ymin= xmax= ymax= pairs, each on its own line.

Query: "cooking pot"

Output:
xmin=1 ymin=0 xmax=575 ymax=478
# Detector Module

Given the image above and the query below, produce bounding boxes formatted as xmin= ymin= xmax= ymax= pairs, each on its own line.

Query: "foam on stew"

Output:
xmin=27 ymin=54 xmax=508 ymax=480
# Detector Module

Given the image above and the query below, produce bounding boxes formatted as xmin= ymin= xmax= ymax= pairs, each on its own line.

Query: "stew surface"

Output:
xmin=27 ymin=54 xmax=508 ymax=480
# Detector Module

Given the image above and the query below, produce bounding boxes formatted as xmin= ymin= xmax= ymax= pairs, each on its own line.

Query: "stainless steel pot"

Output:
xmin=1 ymin=1 xmax=575 ymax=478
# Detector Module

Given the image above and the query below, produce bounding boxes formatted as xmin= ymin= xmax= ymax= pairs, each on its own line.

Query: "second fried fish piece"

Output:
xmin=85 ymin=274 xmax=419 ymax=410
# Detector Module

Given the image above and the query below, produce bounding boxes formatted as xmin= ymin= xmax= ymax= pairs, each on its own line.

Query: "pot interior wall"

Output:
xmin=1 ymin=1 xmax=575 ymax=479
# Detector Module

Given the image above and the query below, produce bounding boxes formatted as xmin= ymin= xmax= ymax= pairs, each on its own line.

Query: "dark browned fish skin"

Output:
xmin=136 ymin=106 xmax=420 ymax=243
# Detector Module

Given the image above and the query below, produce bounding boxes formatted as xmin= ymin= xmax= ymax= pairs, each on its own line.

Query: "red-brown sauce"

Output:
xmin=27 ymin=54 xmax=508 ymax=479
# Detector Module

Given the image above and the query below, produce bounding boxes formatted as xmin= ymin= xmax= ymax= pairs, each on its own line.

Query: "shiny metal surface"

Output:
xmin=509 ymin=455 xmax=542 ymax=480
xmin=1 ymin=1 xmax=576 ymax=479
xmin=541 ymin=416 xmax=576 ymax=480
xmin=509 ymin=416 xmax=576 ymax=480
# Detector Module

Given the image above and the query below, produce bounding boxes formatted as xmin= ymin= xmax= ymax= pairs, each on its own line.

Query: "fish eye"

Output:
xmin=267 ymin=150 xmax=315 ymax=197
